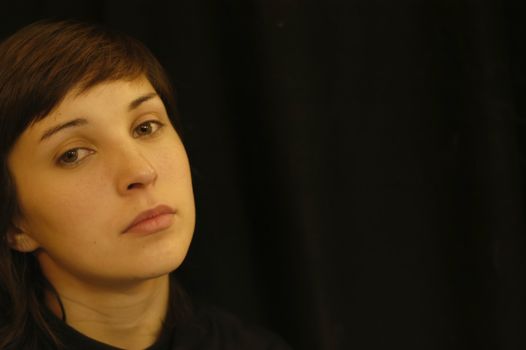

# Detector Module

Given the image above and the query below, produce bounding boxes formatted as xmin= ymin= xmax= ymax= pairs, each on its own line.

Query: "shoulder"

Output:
xmin=172 ymin=304 xmax=292 ymax=350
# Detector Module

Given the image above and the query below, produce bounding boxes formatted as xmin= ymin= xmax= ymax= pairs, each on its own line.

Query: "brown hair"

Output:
xmin=0 ymin=20 xmax=185 ymax=349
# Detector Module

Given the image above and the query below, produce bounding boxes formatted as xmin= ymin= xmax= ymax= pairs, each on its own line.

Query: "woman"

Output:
xmin=0 ymin=20 xmax=290 ymax=350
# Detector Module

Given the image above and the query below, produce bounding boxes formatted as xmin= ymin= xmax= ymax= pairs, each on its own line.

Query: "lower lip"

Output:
xmin=124 ymin=213 xmax=174 ymax=235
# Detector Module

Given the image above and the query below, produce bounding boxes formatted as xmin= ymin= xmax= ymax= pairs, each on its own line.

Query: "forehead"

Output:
xmin=8 ymin=75 xmax=161 ymax=168
xmin=32 ymin=75 xmax=157 ymax=126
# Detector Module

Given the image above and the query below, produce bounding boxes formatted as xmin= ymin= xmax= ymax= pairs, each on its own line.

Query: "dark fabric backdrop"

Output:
xmin=2 ymin=1 xmax=526 ymax=349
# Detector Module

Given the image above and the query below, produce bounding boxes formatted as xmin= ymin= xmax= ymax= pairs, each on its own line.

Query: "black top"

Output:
xmin=42 ymin=305 xmax=292 ymax=350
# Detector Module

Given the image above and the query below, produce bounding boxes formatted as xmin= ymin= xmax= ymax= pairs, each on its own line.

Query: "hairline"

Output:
xmin=30 ymin=71 xmax=152 ymax=126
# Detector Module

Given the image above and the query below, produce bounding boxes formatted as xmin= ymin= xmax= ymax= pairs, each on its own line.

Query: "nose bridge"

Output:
xmin=113 ymin=141 xmax=157 ymax=193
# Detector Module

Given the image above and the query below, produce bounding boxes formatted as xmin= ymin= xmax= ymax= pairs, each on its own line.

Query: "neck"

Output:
xmin=46 ymin=275 xmax=170 ymax=350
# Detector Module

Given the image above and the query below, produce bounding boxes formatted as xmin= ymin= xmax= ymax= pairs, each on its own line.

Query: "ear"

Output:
xmin=7 ymin=224 xmax=40 ymax=253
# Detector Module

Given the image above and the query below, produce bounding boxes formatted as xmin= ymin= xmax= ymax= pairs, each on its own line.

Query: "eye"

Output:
xmin=57 ymin=148 xmax=94 ymax=167
xmin=133 ymin=120 xmax=165 ymax=138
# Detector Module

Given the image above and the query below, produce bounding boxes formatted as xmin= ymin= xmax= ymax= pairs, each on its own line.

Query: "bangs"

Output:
xmin=0 ymin=20 xmax=176 ymax=150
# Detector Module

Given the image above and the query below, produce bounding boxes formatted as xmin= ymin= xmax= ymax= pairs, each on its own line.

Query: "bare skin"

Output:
xmin=46 ymin=275 xmax=169 ymax=349
xmin=8 ymin=76 xmax=195 ymax=348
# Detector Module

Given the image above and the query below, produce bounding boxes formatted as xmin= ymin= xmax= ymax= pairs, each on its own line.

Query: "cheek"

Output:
xmin=15 ymin=133 xmax=193 ymax=242
xmin=154 ymin=139 xmax=195 ymax=222
xmin=156 ymin=137 xmax=192 ymax=183
xmin=166 ymin=153 xmax=190 ymax=183
xmin=17 ymin=169 xmax=112 ymax=239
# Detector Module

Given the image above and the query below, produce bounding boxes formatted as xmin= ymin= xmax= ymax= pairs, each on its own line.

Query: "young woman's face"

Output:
xmin=8 ymin=76 xmax=195 ymax=287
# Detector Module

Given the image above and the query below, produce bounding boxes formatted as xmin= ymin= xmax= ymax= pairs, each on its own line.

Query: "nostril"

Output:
xmin=127 ymin=183 xmax=142 ymax=190
xmin=121 ymin=166 xmax=157 ymax=193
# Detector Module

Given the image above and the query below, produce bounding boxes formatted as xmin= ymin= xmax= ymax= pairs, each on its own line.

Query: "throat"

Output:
xmin=45 ymin=275 xmax=170 ymax=350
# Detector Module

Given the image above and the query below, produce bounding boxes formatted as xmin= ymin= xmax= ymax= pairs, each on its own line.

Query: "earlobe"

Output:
xmin=7 ymin=225 xmax=40 ymax=253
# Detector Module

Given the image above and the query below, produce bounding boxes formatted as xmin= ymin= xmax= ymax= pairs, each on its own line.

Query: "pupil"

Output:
xmin=139 ymin=123 xmax=151 ymax=134
xmin=64 ymin=150 xmax=77 ymax=162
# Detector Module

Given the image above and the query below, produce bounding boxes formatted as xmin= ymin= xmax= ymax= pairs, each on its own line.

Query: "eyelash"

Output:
xmin=56 ymin=120 xmax=165 ymax=167
xmin=132 ymin=119 xmax=165 ymax=138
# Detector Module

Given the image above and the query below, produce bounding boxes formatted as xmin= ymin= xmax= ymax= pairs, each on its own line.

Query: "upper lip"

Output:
xmin=122 ymin=204 xmax=175 ymax=233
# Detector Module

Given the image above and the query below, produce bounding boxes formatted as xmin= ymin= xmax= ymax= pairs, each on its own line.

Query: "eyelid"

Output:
xmin=56 ymin=148 xmax=95 ymax=167
xmin=132 ymin=119 xmax=165 ymax=138
xmin=53 ymin=117 xmax=166 ymax=168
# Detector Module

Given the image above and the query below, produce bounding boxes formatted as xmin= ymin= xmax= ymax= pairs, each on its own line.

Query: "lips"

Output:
xmin=122 ymin=204 xmax=176 ymax=234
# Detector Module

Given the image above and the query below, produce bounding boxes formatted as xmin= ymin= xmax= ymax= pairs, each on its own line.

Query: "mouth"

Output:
xmin=122 ymin=204 xmax=176 ymax=235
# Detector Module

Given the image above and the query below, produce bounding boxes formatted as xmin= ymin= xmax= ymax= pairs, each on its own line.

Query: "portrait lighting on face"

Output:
xmin=0 ymin=20 xmax=292 ymax=350
xmin=8 ymin=76 xmax=195 ymax=285
xmin=0 ymin=20 xmax=196 ymax=349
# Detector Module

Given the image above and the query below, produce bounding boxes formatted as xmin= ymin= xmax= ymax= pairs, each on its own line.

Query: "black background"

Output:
xmin=2 ymin=1 xmax=526 ymax=349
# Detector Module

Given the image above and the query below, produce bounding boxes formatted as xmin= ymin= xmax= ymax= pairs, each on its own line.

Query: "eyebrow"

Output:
xmin=128 ymin=92 xmax=158 ymax=111
xmin=39 ymin=92 xmax=159 ymax=142
xmin=40 ymin=118 xmax=88 ymax=142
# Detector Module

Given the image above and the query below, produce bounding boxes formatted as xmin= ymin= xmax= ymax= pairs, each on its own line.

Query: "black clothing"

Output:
xmin=43 ymin=305 xmax=292 ymax=350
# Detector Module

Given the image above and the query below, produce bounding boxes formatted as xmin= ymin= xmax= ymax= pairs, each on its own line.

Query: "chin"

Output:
xmin=131 ymin=248 xmax=189 ymax=280
xmin=117 ymin=219 xmax=194 ymax=281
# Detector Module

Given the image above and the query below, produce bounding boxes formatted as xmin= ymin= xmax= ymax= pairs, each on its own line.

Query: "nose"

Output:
xmin=115 ymin=147 xmax=158 ymax=195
